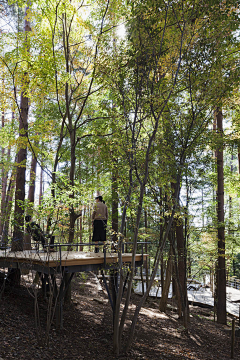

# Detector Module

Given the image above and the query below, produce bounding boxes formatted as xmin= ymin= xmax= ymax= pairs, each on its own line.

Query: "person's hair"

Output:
xmin=95 ymin=195 xmax=104 ymax=202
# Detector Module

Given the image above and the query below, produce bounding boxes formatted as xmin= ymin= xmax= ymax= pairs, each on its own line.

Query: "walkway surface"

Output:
xmin=188 ymin=287 xmax=240 ymax=317
xmin=135 ymin=282 xmax=240 ymax=317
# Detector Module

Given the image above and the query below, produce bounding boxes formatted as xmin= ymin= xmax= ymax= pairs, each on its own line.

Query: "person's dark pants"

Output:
xmin=92 ymin=220 xmax=107 ymax=252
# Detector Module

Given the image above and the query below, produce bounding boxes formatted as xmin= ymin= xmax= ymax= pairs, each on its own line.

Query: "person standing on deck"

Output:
xmin=92 ymin=196 xmax=108 ymax=253
xmin=25 ymin=215 xmax=46 ymax=250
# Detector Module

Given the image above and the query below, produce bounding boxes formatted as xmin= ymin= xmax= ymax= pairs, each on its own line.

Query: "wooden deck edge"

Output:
xmin=0 ymin=251 xmax=148 ymax=268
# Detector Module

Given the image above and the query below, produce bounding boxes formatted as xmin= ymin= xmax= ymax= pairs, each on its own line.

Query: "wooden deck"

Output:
xmin=0 ymin=249 xmax=148 ymax=328
xmin=0 ymin=249 xmax=147 ymax=269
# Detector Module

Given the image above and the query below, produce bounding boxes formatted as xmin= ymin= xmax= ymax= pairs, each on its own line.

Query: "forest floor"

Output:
xmin=0 ymin=271 xmax=240 ymax=360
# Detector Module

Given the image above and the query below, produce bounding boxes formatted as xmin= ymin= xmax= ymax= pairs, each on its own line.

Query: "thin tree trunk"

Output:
xmin=0 ymin=106 xmax=12 ymax=239
xmin=160 ymin=254 xmax=165 ymax=293
xmin=2 ymin=174 xmax=15 ymax=246
xmin=68 ymin=124 xmax=81 ymax=244
xmin=80 ymin=213 xmax=83 ymax=249
xmin=68 ymin=124 xmax=76 ymax=243
xmin=24 ymin=147 xmax=38 ymax=250
xmin=159 ymin=244 xmax=172 ymax=312
xmin=65 ymin=124 xmax=76 ymax=303
xmin=0 ymin=111 xmax=8 ymax=237
xmin=39 ymin=164 xmax=43 ymax=206
xmin=212 ymin=117 xmax=218 ymax=310
xmin=238 ymin=143 xmax=240 ymax=174
xmin=112 ymin=159 xmax=118 ymax=243
xmin=144 ymin=208 xmax=149 ymax=289
xmin=125 ymin=199 xmax=179 ymax=353
xmin=28 ymin=149 xmax=37 ymax=205
xmin=124 ymin=172 xmax=182 ymax=353
xmin=215 ymin=108 xmax=226 ymax=325
xmin=175 ymin=214 xmax=189 ymax=327
xmin=88 ymin=203 xmax=91 ymax=243
xmin=0 ymin=79 xmax=5 ymax=237
xmin=78 ymin=163 xmax=83 ymax=250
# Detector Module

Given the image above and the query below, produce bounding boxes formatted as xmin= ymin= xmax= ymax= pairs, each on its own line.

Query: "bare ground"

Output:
xmin=0 ymin=271 xmax=239 ymax=360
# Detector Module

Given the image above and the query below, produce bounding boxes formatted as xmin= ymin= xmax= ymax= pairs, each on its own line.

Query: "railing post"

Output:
xmin=59 ymin=244 xmax=62 ymax=267
xmin=104 ymin=245 xmax=106 ymax=268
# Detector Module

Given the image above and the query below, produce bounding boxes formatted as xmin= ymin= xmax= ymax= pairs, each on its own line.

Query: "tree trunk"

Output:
xmin=28 ymin=149 xmax=37 ymax=205
xmin=2 ymin=174 xmax=15 ymax=246
xmin=0 ymin=165 xmax=9 ymax=237
xmin=0 ymin=110 xmax=7 ymax=237
xmin=12 ymin=6 xmax=31 ymax=254
xmin=79 ymin=212 xmax=83 ymax=249
xmin=238 ymin=143 xmax=240 ymax=174
xmin=112 ymin=159 xmax=118 ymax=243
xmin=68 ymin=127 xmax=76 ymax=243
xmin=215 ymin=108 xmax=226 ymax=325
xmin=79 ymin=162 xmax=83 ymax=250
xmin=125 ymin=198 xmax=180 ymax=353
xmin=144 ymin=208 xmax=149 ymax=289
xmin=68 ymin=122 xmax=81 ymax=244
xmin=64 ymin=126 xmax=77 ymax=302
xmin=175 ymin=214 xmax=189 ymax=327
xmin=160 ymin=254 xmax=165 ymax=293
xmin=124 ymin=173 xmax=182 ymax=353
xmin=159 ymin=244 xmax=172 ymax=312
xmin=39 ymin=164 xmax=43 ymax=205
xmin=12 ymin=90 xmax=29 ymax=252
xmin=172 ymin=250 xmax=181 ymax=317
xmin=24 ymin=148 xmax=38 ymax=250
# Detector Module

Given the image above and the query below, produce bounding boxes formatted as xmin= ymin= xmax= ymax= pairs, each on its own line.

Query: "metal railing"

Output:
xmin=46 ymin=240 xmax=149 ymax=267
xmin=227 ymin=277 xmax=240 ymax=290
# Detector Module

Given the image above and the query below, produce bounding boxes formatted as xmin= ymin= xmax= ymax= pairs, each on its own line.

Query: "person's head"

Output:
xmin=95 ymin=195 xmax=103 ymax=202
xmin=25 ymin=215 xmax=31 ymax=223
